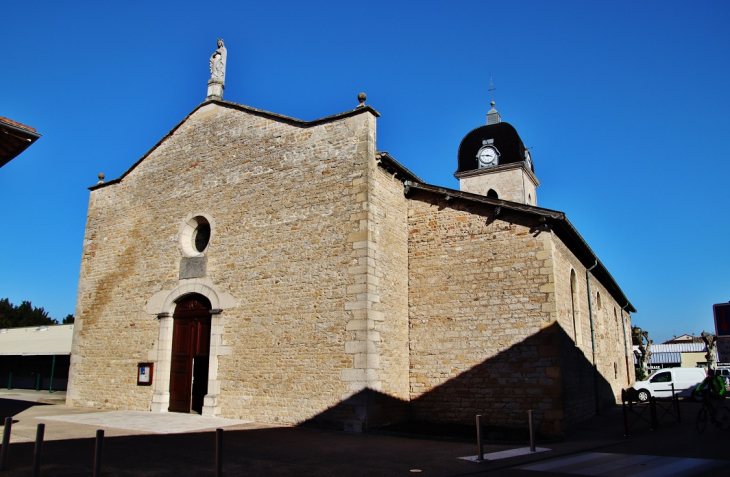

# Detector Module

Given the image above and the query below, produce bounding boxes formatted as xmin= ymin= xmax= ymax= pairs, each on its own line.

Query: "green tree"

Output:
xmin=0 ymin=298 xmax=60 ymax=328
xmin=62 ymin=314 xmax=75 ymax=324
xmin=0 ymin=298 xmax=14 ymax=328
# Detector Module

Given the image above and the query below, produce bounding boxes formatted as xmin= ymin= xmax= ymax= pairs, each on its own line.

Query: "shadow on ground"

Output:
xmin=0 ymin=424 xmax=478 ymax=477
xmin=0 ymin=398 xmax=48 ymax=421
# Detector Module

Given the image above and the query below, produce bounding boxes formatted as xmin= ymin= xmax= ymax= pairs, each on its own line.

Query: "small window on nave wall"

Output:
xmin=570 ymin=269 xmax=581 ymax=345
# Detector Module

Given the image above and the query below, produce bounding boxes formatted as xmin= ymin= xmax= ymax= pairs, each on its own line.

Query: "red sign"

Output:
xmin=713 ymin=303 xmax=730 ymax=337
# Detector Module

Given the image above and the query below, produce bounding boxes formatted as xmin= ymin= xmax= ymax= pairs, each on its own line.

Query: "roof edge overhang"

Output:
xmin=0 ymin=119 xmax=42 ymax=167
xmin=377 ymin=151 xmax=423 ymax=183
xmin=0 ymin=120 xmax=41 ymax=140
xmin=89 ymin=99 xmax=380 ymax=191
xmin=404 ymin=180 xmax=636 ymax=313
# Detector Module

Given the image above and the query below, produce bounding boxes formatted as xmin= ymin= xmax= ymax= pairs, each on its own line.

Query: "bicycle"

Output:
xmin=696 ymin=391 xmax=730 ymax=433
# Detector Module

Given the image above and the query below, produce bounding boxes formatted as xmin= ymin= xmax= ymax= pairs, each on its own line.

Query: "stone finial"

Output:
xmin=97 ymin=173 xmax=105 ymax=184
xmin=357 ymin=92 xmax=366 ymax=108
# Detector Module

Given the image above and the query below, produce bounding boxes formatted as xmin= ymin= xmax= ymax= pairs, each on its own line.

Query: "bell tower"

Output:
xmin=454 ymin=101 xmax=539 ymax=205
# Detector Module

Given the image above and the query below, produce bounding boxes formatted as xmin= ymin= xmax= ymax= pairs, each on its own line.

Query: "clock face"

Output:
xmin=478 ymin=146 xmax=498 ymax=167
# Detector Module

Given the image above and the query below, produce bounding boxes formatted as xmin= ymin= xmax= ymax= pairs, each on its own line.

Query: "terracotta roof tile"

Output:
xmin=0 ymin=116 xmax=37 ymax=133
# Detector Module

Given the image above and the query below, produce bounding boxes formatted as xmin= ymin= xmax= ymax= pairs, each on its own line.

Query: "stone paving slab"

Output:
xmin=39 ymin=410 xmax=252 ymax=434
xmin=517 ymin=452 xmax=725 ymax=476
xmin=459 ymin=446 xmax=551 ymax=462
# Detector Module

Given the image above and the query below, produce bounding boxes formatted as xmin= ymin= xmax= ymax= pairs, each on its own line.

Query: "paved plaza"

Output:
xmin=1 ymin=389 xmax=728 ymax=476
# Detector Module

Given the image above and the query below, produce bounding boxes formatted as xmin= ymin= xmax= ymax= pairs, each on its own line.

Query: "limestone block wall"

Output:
xmin=550 ymin=237 xmax=633 ymax=429
xmin=406 ymin=192 xmax=563 ymax=433
xmin=69 ymin=173 xmax=181 ymax=410
xmin=359 ymin=165 xmax=410 ymax=425
xmin=587 ymin=275 xmax=634 ymax=392
xmin=69 ymin=102 xmax=389 ymax=427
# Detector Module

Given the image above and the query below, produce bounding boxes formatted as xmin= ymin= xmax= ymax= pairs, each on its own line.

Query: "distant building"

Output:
xmin=663 ymin=334 xmax=703 ymax=344
xmin=67 ymin=48 xmax=635 ymax=436
xmin=0 ymin=324 xmax=73 ymax=391
xmin=634 ymin=342 xmax=706 ymax=371
xmin=0 ymin=116 xmax=41 ymax=168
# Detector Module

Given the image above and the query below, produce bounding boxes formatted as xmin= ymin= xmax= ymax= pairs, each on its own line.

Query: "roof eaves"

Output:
xmin=214 ymin=99 xmax=380 ymax=124
xmin=552 ymin=217 xmax=636 ymax=313
xmin=403 ymin=180 xmax=636 ymax=313
xmin=404 ymin=181 xmax=565 ymax=220
xmin=0 ymin=117 xmax=40 ymax=135
xmin=377 ymin=151 xmax=423 ymax=182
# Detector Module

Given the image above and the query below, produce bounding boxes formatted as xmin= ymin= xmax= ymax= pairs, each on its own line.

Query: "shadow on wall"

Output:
xmin=299 ymin=322 xmax=617 ymax=437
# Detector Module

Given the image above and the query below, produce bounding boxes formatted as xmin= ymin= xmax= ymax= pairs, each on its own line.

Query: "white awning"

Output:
xmin=0 ymin=324 xmax=73 ymax=356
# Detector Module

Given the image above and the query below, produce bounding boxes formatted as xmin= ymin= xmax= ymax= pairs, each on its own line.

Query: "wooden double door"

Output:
xmin=169 ymin=295 xmax=211 ymax=414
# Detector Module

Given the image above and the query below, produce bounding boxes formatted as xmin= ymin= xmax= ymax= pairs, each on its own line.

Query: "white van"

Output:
xmin=632 ymin=367 xmax=706 ymax=402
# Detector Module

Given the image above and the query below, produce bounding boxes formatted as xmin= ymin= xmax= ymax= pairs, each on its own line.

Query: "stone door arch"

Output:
xmin=150 ymin=281 xmax=233 ymax=416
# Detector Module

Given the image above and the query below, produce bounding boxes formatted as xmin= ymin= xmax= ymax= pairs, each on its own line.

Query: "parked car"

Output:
xmin=632 ymin=367 xmax=706 ymax=402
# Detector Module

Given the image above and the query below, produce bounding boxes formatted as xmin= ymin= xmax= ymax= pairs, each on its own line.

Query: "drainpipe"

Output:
xmin=621 ymin=303 xmax=631 ymax=385
xmin=585 ymin=260 xmax=598 ymax=414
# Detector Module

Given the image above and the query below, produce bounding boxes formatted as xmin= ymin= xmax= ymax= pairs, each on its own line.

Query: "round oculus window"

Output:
xmin=180 ymin=215 xmax=212 ymax=256
xmin=194 ymin=223 xmax=211 ymax=252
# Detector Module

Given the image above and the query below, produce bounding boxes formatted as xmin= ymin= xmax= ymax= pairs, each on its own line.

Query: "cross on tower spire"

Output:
xmin=488 ymin=74 xmax=497 ymax=103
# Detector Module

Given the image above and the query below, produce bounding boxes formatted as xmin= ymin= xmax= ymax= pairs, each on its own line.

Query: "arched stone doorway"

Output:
xmin=169 ymin=294 xmax=211 ymax=414
xmin=149 ymin=280 xmax=234 ymax=416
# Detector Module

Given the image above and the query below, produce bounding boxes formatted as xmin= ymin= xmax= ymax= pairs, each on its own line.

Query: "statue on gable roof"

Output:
xmin=209 ymin=39 xmax=227 ymax=84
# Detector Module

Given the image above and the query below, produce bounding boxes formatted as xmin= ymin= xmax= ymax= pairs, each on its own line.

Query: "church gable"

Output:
xmin=91 ymin=101 xmax=379 ymax=195
xmin=71 ymin=96 xmax=386 ymax=422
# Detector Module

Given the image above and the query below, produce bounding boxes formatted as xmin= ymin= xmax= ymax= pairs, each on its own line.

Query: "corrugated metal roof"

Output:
xmin=634 ymin=343 xmax=706 ymax=353
xmin=0 ymin=324 xmax=73 ymax=356
xmin=633 ymin=352 xmax=682 ymax=364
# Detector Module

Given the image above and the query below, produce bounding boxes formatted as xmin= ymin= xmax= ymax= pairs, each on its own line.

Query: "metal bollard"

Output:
xmin=35 ymin=373 xmax=41 ymax=392
xmin=32 ymin=423 xmax=44 ymax=477
xmin=475 ymin=415 xmax=483 ymax=461
xmin=93 ymin=429 xmax=104 ymax=477
xmin=528 ymin=410 xmax=535 ymax=453
xmin=622 ymin=390 xmax=630 ymax=436
xmin=1 ymin=417 xmax=12 ymax=471
xmin=671 ymin=383 xmax=682 ymax=424
xmin=215 ymin=428 xmax=223 ymax=477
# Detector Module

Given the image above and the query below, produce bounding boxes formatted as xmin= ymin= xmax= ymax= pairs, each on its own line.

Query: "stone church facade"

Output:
xmin=68 ymin=72 xmax=635 ymax=436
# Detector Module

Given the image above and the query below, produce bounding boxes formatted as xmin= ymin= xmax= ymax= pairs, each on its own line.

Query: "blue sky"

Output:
xmin=1 ymin=1 xmax=728 ymax=343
